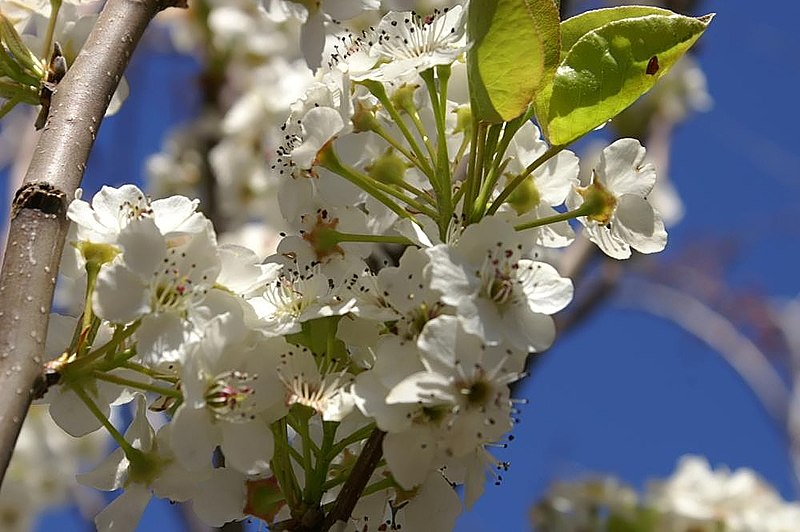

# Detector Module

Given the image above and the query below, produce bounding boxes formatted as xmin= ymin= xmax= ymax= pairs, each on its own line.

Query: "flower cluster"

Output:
xmin=29 ymin=1 xmax=685 ymax=530
xmin=532 ymin=456 xmax=800 ymax=532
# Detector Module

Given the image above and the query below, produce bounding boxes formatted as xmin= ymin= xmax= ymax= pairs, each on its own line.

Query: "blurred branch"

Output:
xmin=0 ymin=0 xmax=184 ymax=487
xmin=621 ymin=279 xmax=790 ymax=424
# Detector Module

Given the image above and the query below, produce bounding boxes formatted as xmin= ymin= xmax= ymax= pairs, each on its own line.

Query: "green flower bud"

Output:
xmin=453 ymin=105 xmax=472 ymax=135
xmin=391 ymin=83 xmax=419 ymax=115
xmin=351 ymin=100 xmax=381 ymax=133
xmin=505 ymin=174 xmax=540 ymax=215
xmin=366 ymin=148 xmax=408 ymax=186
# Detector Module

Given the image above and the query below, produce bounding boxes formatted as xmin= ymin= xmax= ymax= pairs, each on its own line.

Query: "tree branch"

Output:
xmin=321 ymin=428 xmax=386 ymax=531
xmin=621 ymin=279 xmax=791 ymax=425
xmin=0 ymin=0 xmax=180 ymax=486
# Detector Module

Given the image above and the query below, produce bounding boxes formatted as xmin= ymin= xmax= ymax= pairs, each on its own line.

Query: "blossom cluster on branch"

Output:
xmin=0 ymin=0 xmax=713 ymax=529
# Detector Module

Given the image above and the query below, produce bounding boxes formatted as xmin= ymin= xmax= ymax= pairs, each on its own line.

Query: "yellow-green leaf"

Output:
xmin=560 ymin=6 xmax=674 ymax=55
xmin=540 ymin=12 xmax=713 ymax=146
xmin=467 ymin=0 xmax=560 ymax=123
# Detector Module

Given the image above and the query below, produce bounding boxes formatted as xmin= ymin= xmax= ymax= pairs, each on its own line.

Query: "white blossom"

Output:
xmin=568 ymin=138 xmax=668 ymax=260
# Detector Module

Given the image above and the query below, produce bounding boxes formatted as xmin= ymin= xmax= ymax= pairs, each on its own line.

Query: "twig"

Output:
xmin=0 ymin=0 xmax=183 ymax=487
xmin=320 ymin=429 xmax=386 ymax=531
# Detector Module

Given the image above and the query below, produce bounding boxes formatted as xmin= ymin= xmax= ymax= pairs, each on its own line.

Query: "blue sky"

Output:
xmin=7 ymin=0 xmax=798 ymax=529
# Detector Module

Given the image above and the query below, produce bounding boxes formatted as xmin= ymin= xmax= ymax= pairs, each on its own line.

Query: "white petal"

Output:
xmin=125 ymin=395 xmax=155 ymax=451
xmin=45 ymin=313 xmax=77 ymax=358
xmin=76 ymin=448 xmax=128 ymax=491
xmin=353 ymin=372 xmax=413 ymax=433
xmin=598 ymin=138 xmax=656 ymax=197
xmin=106 ymin=76 xmax=129 ymax=117
xmin=508 ymin=306 xmax=556 ymax=353
xmin=93 ymin=263 xmax=149 ymax=323
xmin=136 ymin=314 xmax=189 ymax=367
xmin=91 ymin=185 xmax=147 ymax=232
xmin=614 ymin=194 xmax=668 ymax=254
xmin=151 ymin=426 xmax=212 ymax=501
xmin=383 ymin=428 xmax=436 ymax=489
xmin=464 ymin=453 xmax=486 ymax=510
xmin=424 ymin=245 xmax=475 ymax=306
xmin=170 ymin=406 xmax=220 ymax=471
xmin=519 ymin=260 xmax=574 ymax=315
xmin=94 ymin=485 xmax=151 ymax=532
xmin=401 ymin=474 xmax=462 ymax=531
xmin=416 ymin=316 xmax=459 ymax=374
xmin=584 ymin=222 xmax=631 ymax=260
xmin=48 ymin=386 xmax=105 ymax=437
xmin=221 ymin=420 xmax=274 ymax=475
xmin=386 ymin=371 xmax=453 ymax=405
xmin=300 ymin=10 xmax=325 ymax=71
xmin=191 ymin=468 xmax=246 ymax=527
xmin=116 ymin=218 xmax=167 ymax=277
xmin=535 ymin=150 xmax=580 ymax=206
xmin=150 ymin=195 xmax=204 ymax=235
xmin=291 ymin=107 xmax=345 ymax=169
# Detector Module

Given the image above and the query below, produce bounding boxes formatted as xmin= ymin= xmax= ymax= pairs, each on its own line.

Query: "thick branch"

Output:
xmin=0 ymin=0 xmax=176 ymax=486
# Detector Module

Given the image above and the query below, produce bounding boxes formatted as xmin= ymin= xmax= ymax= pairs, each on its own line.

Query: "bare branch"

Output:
xmin=0 ymin=0 xmax=180 ymax=486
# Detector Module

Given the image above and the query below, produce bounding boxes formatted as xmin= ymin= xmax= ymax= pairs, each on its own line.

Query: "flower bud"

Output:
xmin=391 ymin=83 xmax=420 ymax=115
xmin=366 ymin=148 xmax=408 ymax=186
xmin=504 ymin=174 xmax=540 ymax=215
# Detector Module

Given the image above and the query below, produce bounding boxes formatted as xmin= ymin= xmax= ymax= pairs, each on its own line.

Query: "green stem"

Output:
xmin=360 ymin=477 xmax=395 ymax=498
xmin=81 ymin=262 xmax=100 ymax=334
xmin=407 ymin=109 xmax=437 ymax=163
xmin=41 ymin=0 xmax=63 ymax=60
xmin=92 ymin=370 xmax=182 ymax=399
xmin=372 ymin=125 xmax=429 ymax=177
xmin=73 ymin=384 xmax=137 ymax=457
xmin=513 ymin=205 xmax=591 ymax=232
xmin=287 ymin=411 xmax=315 ymax=501
xmin=319 ymin=147 xmax=432 ymax=219
xmin=331 ymin=231 xmax=413 ymax=247
xmin=118 ymin=361 xmax=178 ymax=382
xmin=360 ymin=80 xmax=435 ymax=181
xmin=487 ymin=144 xmax=564 ymax=216
xmin=271 ymin=419 xmax=303 ymax=510
xmin=422 ymin=67 xmax=453 ymax=240
xmin=68 ymin=322 xmax=139 ymax=373
xmin=464 ymin=122 xmax=489 ymax=220
xmin=305 ymin=420 xmax=338 ymax=506
xmin=451 ymin=133 xmax=469 ymax=178
xmin=326 ymin=423 xmax=376 ymax=461
xmin=395 ymin=179 xmax=435 ymax=205
xmin=473 ymin=117 xmax=526 ymax=220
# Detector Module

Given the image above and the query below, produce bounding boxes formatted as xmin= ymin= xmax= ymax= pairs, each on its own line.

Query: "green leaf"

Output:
xmin=0 ymin=14 xmax=42 ymax=80
xmin=467 ymin=0 xmax=560 ymax=123
xmin=560 ymin=6 xmax=674 ymax=55
xmin=538 ymin=12 xmax=713 ymax=146
xmin=0 ymin=79 xmax=39 ymax=104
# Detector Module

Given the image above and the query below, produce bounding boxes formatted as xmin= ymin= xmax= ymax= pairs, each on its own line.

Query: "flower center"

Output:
xmin=205 ymin=370 xmax=257 ymax=422
xmin=577 ymin=174 xmax=618 ymax=225
xmin=478 ymin=246 xmax=521 ymax=307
